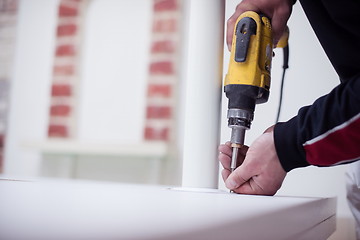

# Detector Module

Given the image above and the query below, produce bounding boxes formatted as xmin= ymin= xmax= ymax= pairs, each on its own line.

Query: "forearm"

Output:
xmin=274 ymin=0 xmax=360 ymax=172
xmin=274 ymin=75 xmax=360 ymax=171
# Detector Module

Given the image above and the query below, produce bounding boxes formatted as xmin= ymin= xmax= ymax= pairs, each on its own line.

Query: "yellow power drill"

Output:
xmin=224 ymin=11 xmax=289 ymax=172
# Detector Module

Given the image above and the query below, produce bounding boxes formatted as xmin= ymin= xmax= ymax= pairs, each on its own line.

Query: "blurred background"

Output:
xmin=0 ymin=0 xmax=356 ymax=239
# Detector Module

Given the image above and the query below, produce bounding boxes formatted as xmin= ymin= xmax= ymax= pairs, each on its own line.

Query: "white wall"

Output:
xmin=78 ymin=0 xmax=152 ymax=144
xmin=4 ymin=0 xmax=59 ymax=177
xmin=4 ymin=0 xmax=153 ymax=176
xmin=220 ymin=1 xmax=355 ymax=239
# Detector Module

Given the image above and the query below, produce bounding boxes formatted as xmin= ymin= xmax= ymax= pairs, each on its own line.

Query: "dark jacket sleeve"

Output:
xmin=273 ymin=0 xmax=360 ymax=172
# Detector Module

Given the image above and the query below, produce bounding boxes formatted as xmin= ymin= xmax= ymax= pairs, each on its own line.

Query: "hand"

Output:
xmin=218 ymin=126 xmax=286 ymax=195
xmin=227 ymin=0 xmax=293 ymax=50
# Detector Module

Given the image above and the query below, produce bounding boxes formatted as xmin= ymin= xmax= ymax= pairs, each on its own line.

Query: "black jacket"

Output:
xmin=274 ymin=0 xmax=360 ymax=171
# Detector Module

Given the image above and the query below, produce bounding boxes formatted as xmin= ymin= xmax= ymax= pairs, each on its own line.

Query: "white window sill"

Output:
xmin=24 ymin=140 xmax=168 ymax=158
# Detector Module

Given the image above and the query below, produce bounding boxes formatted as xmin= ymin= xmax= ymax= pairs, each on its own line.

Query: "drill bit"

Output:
xmin=230 ymin=143 xmax=242 ymax=194
xmin=230 ymin=147 xmax=238 ymax=193
xmin=231 ymin=147 xmax=238 ymax=172
xmin=230 ymin=143 xmax=243 ymax=172
xmin=229 ymin=125 xmax=246 ymax=173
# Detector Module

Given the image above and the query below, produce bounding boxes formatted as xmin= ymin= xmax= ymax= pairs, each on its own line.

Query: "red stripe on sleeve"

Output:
xmin=304 ymin=114 xmax=360 ymax=166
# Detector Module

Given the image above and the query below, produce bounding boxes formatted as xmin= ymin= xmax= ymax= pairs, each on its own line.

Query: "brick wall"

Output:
xmin=0 ymin=0 xmax=18 ymax=172
xmin=48 ymin=0 xmax=182 ymax=144
xmin=48 ymin=0 xmax=87 ymax=138
xmin=144 ymin=0 xmax=181 ymax=142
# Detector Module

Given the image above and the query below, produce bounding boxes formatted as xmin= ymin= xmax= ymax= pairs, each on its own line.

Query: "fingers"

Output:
xmin=220 ymin=151 xmax=270 ymax=195
xmin=225 ymin=162 xmax=254 ymax=190
xmin=226 ymin=0 xmax=292 ymax=50
xmin=218 ymin=142 xmax=232 ymax=171
xmin=264 ymin=125 xmax=275 ymax=133
xmin=271 ymin=7 xmax=292 ymax=45
xmin=226 ymin=12 xmax=237 ymax=51
xmin=233 ymin=179 xmax=265 ymax=195
xmin=219 ymin=152 xmax=231 ymax=171
xmin=218 ymin=143 xmax=249 ymax=171
xmin=226 ymin=1 xmax=260 ymax=51
xmin=218 ymin=142 xmax=232 ymax=156
xmin=223 ymin=133 xmax=286 ymax=196
xmin=221 ymin=168 xmax=230 ymax=183
xmin=226 ymin=165 xmax=272 ymax=195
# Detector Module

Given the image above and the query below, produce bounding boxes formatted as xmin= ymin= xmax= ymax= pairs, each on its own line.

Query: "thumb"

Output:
xmin=225 ymin=163 xmax=253 ymax=190
xmin=226 ymin=163 xmax=266 ymax=195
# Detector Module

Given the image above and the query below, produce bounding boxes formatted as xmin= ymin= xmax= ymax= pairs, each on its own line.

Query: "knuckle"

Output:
xmin=235 ymin=3 xmax=242 ymax=12
xmin=227 ymin=17 xmax=235 ymax=28
xmin=275 ymin=5 xmax=291 ymax=21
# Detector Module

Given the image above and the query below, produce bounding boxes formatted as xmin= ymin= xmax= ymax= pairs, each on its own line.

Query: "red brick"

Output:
xmin=0 ymin=152 xmax=3 ymax=173
xmin=146 ymin=106 xmax=171 ymax=119
xmin=154 ymin=0 xmax=177 ymax=11
xmin=50 ymin=105 xmax=71 ymax=116
xmin=0 ymin=134 xmax=4 ymax=148
xmin=48 ymin=125 xmax=68 ymax=138
xmin=149 ymin=61 xmax=173 ymax=75
xmin=53 ymin=65 xmax=75 ymax=76
xmin=51 ymin=84 xmax=72 ymax=97
xmin=147 ymin=84 xmax=171 ymax=97
xmin=59 ymin=4 xmax=78 ymax=17
xmin=144 ymin=127 xmax=169 ymax=141
xmin=0 ymin=0 xmax=17 ymax=13
xmin=151 ymin=40 xmax=174 ymax=53
xmin=57 ymin=24 xmax=77 ymax=37
xmin=56 ymin=45 xmax=76 ymax=57
xmin=0 ymin=156 xmax=2 ymax=173
xmin=153 ymin=19 xmax=177 ymax=32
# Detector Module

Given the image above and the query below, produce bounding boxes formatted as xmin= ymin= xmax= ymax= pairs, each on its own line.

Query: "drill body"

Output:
xmin=224 ymin=11 xmax=273 ymax=171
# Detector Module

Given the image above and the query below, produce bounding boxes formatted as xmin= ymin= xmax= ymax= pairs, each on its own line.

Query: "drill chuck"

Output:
xmin=227 ymin=109 xmax=253 ymax=128
xmin=227 ymin=108 xmax=253 ymax=144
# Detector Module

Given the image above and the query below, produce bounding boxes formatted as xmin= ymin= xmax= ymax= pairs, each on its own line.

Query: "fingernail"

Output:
xmin=226 ymin=179 xmax=238 ymax=189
